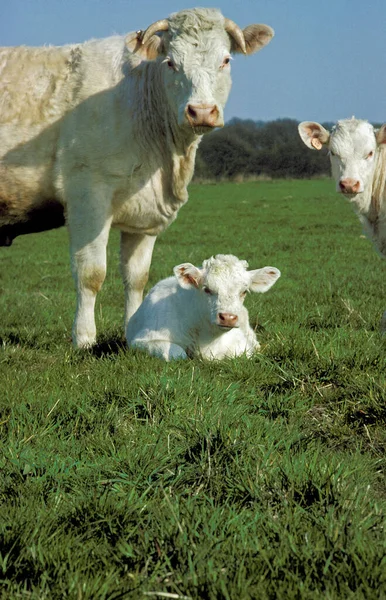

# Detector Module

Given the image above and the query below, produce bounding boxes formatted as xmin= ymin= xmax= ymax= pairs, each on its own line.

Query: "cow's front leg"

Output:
xmin=68 ymin=191 xmax=113 ymax=348
xmin=120 ymin=232 xmax=157 ymax=327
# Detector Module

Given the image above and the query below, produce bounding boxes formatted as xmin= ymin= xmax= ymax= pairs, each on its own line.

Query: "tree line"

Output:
xmin=194 ymin=118 xmax=332 ymax=181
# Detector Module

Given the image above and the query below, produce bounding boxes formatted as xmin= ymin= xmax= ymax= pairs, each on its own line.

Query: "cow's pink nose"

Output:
xmin=339 ymin=178 xmax=361 ymax=194
xmin=186 ymin=104 xmax=221 ymax=128
xmin=218 ymin=312 xmax=238 ymax=328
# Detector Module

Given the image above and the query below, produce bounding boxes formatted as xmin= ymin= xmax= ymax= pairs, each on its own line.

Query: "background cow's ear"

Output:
xmin=298 ymin=122 xmax=330 ymax=150
xmin=174 ymin=263 xmax=203 ymax=289
xmin=126 ymin=32 xmax=165 ymax=60
xmin=248 ymin=267 xmax=281 ymax=293
xmin=232 ymin=24 xmax=274 ymax=55
xmin=376 ymin=124 xmax=386 ymax=146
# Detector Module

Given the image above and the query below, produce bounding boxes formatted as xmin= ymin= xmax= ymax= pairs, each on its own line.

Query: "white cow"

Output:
xmin=298 ymin=117 xmax=386 ymax=327
xmin=0 ymin=9 xmax=274 ymax=348
xmin=126 ymin=254 xmax=281 ymax=361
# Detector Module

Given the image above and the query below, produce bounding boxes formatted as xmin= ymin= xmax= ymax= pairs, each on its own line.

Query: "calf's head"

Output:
xmin=134 ymin=8 xmax=274 ymax=133
xmin=174 ymin=254 xmax=280 ymax=329
xmin=298 ymin=118 xmax=386 ymax=196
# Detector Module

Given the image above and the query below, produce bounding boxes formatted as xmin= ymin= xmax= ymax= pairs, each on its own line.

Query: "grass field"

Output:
xmin=1 ymin=179 xmax=386 ymax=599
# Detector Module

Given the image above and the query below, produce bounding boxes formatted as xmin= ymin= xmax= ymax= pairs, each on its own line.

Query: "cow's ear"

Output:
xmin=298 ymin=122 xmax=330 ymax=150
xmin=174 ymin=263 xmax=203 ymax=289
xmin=248 ymin=267 xmax=281 ymax=293
xmin=126 ymin=32 xmax=165 ymax=60
xmin=232 ymin=24 xmax=274 ymax=55
xmin=376 ymin=124 xmax=386 ymax=146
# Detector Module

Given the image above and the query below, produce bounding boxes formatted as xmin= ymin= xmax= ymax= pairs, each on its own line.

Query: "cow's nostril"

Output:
xmin=187 ymin=105 xmax=197 ymax=119
xmin=218 ymin=312 xmax=238 ymax=327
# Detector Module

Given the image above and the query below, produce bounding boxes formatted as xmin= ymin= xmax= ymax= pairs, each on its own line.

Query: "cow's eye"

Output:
xmin=166 ymin=58 xmax=175 ymax=70
xmin=240 ymin=290 xmax=247 ymax=298
xmin=365 ymin=151 xmax=374 ymax=159
xmin=221 ymin=56 xmax=231 ymax=68
xmin=330 ymin=150 xmax=336 ymax=157
xmin=203 ymin=287 xmax=212 ymax=295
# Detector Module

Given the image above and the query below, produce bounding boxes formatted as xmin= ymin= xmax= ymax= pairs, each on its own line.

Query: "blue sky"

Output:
xmin=2 ymin=0 xmax=385 ymax=124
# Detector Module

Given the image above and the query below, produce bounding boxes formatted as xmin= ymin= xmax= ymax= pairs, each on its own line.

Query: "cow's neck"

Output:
xmin=131 ymin=61 xmax=202 ymax=206
xmin=351 ymin=147 xmax=386 ymax=256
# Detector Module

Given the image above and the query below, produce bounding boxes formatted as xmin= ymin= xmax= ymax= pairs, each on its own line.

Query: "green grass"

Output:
xmin=1 ymin=179 xmax=386 ymax=599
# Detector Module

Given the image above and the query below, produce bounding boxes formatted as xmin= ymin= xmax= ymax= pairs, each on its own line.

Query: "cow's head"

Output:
xmin=174 ymin=254 xmax=280 ymax=330
xmin=298 ymin=118 xmax=386 ymax=196
xmin=131 ymin=8 xmax=274 ymax=134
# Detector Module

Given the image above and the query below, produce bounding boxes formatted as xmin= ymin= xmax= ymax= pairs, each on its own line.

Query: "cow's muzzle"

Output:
xmin=185 ymin=104 xmax=222 ymax=129
xmin=339 ymin=178 xmax=361 ymax=194
xmin=217 ymin=312 xmax=238 ymax=329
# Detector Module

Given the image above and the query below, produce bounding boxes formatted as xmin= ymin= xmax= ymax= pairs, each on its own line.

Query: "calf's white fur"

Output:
xmin=126 ymin=254 xmax=280 ymax=361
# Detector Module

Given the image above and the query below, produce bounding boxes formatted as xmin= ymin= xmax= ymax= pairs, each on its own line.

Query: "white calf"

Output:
xmin=126 ymin=254 xmax=280 ymax=361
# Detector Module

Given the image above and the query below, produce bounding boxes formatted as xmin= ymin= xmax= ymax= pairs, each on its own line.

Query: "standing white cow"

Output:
xmin=0 ymin=8 xmax=274 ymax=347
xmin=298 ymin=117 xmax=386 ymax=327
xmin=126 ymin=254 xmax=281 ymax=361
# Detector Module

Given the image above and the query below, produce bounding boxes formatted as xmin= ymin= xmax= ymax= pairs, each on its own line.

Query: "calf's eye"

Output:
xmin=221 ymin=56 xmax=231 ymax=69
xmin=204 ymin=287 xmax=212 ymax=295
xmin=366 ymin=151 xmax=374 ymax=159
xmin=240 ymin=291 xmax=247 ymax=298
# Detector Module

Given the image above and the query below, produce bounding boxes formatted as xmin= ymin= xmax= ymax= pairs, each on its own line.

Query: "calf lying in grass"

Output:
xmin=126 ymin=254 xmax=280 ymax=361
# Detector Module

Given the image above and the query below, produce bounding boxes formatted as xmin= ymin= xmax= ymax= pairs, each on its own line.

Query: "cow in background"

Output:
xmin=298 ymin=117 xmax=386 ymax=328
xmin=0 ymin=8 xmax=274 ymax=347
xmin=126 ymin=254 xmax=281 ymax=360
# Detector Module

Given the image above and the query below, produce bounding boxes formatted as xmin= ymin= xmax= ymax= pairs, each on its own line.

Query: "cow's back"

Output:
xmin=0 ymin=45 xmax=80 ymax=135
xmin=0 ymin=38 xmax=128 ymax=240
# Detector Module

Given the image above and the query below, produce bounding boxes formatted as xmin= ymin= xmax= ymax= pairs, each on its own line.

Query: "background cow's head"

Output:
xmin=130 ymin=8 xmax=274 ymax=134
xmin=174 ymin=254 xmax=280 ymax=330
xmin=298 ymin=118 xmax=386 ymax=196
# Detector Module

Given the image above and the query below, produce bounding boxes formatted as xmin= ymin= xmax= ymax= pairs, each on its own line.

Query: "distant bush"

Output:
xmin=194 ymin=118 xmax=331 ymax=181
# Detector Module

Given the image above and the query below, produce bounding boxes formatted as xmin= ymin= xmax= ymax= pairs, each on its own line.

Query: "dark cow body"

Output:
xmin=0 ymin=199 xmax=65 ymax=246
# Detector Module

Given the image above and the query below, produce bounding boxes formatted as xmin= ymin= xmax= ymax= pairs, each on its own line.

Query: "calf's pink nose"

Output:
xmin=218 ymin=312 xmax=238 ymax=328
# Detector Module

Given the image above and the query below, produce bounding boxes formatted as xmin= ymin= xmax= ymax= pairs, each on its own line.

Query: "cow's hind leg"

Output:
xmin=67 ymin=187 xmax=113 ymax=348
xmin=120 ymin=232 xmax=157 ymax=327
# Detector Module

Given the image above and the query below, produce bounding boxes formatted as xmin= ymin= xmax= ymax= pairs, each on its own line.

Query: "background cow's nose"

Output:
xmin=218 ymin=312 xmax=238 ymax=328
xmin=186 ymin=104 xmax=221 ymax=128
xmin=339 ymin=178 xmax=361 ymax=194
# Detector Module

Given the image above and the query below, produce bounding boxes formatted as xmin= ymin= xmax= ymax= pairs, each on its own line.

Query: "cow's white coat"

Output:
xmin=0 ymin=8 xmax=274 ymax=347
xmin=126 ymin=254 xmax=281 ymax=361
xmin=298 ymin=117 xmax=386 ymax=327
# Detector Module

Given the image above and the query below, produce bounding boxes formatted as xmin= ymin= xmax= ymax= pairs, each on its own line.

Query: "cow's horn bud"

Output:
xmin=141 ymin=19 xmax=169 ymax=45
xmin=224 ymin=18 xmax=246 ymax=54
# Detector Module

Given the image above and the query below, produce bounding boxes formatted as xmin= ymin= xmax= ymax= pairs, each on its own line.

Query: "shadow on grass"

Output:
xmin=90 ymin=336 xmax=127 ymax=358
xmin=1 ymin=331 xmax=44 ymax=349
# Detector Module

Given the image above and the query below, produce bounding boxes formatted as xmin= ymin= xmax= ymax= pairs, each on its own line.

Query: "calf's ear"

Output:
xmin=248 ymin=267 xmax=281 ymax=293
xmin=298 ymin=122 xmax=330 ymax=150
xmin=376 ymin=124 xmax=386 ymax=145
xmin=174 ymin=263 xmax=203 ymax=289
